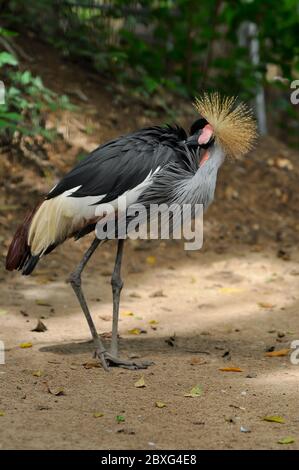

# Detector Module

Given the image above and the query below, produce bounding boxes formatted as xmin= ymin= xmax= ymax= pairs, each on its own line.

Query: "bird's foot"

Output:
xmin=94 ymin=348 xmax=153 ymax=370
xmin=94 ymin=347 xmax=110 ymax=371
xmin=106 ymin=352 xmax=154 ymax=370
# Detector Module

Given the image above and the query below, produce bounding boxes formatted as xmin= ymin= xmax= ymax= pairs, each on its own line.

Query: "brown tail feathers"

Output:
xmin=5 ymin=203 xmax=41 ymax=275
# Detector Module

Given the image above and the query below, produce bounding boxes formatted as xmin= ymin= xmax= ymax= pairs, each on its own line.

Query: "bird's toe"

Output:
xmin=104 ymin=353 xmax=154 ymax=370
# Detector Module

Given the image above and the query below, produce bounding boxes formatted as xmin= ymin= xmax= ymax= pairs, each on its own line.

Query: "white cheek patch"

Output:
xmin=198 ymin=124 xmax=213 ymax=145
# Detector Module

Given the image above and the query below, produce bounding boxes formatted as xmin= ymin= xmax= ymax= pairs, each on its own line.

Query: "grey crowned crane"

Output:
xmin=6 ymin=93 xmax=256 ymax=371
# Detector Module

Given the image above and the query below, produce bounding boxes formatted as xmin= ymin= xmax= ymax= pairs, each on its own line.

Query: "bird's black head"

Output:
xmin=189 ymin=118 xmax=208 ymax=136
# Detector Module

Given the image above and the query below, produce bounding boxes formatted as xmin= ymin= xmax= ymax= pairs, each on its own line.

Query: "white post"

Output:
xmin=0 ymin=80 xmax=5 ymax=104
xmin=248 ymin=22 xmax=267 ymax=135
xmin=238 ymin=22 xmax=267 ymax=135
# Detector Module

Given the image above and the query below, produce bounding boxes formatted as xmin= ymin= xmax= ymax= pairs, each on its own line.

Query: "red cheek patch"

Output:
xmin=198 ymin=124 xmax=213 ymax=145
xmin=199 ymin=150 xmax=209 ymax=167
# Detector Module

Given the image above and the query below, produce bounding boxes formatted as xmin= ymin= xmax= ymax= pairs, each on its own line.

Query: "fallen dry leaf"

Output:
xmin=277 ymin=437 xmax=295 ymax=445
xmin=219 ymin=367 xmax=243 ymax=372
xmin=83 ymin=361 xmax=100 ymax=369
xmin=262 ymin=415 xmax=285 ymax=424
xmin=93 ymin=412 xmax=104 ymax=418
xmin=134 ymin=376 xmax=146 ymax=388
xmin=265 ymin=349 xmax=290 ymax=357
xmin=128 ymin=328 xmax=142 ymax=335
xmin=149 ymin=320 xmax=159 ymax=325
xmin=219 ymin=287 xmax=244 ymax=294
xmin=47 ymin=385 xmax=66 ymax=396
xmin=19 ymin=342 xmax=32 ymax=349
xmin=190 ymin=357 xmax=207 ymax=366
xmin=100 ymin=331 xmax=114 ymax=339
xmin=32 ymin=370 xmax=43 ymax=377
xmin=184 ymin=384 xmax=203 ymax=398
xmin=101 ymin=270 xmax=112 ymax=277
xmin=0 ymin=410 xmax=4 ymax=416
xmin=155 ymin=401 xmax=166 ymax=408
xmin=35 ymin=299 xmax=52 ymax=307
xmin=258 ymin=302 xmax=275 ymax=309
xmin=122 ymin=311 xmax=134 ymax=317
xmin=146 ymin=256 xmax=156 ymax=266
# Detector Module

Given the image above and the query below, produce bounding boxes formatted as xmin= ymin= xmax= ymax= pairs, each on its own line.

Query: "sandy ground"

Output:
xmin=1 ymin=238 xmax=299 ymax=450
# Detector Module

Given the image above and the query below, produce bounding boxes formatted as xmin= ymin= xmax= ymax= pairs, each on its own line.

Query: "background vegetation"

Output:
xmin=0 ymin=0 xmax=298 ymax=144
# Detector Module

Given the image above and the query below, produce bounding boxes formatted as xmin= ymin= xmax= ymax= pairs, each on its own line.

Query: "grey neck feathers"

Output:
xmin=173 ymin=143 xmax=225 ymax=210
xmin=137 ymin=144 xmax=225 ymax=212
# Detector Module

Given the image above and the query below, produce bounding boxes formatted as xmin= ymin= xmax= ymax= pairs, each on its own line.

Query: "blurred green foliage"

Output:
xmin=1 ymin=0 xmax=299 ymax=141
xmin=0 ymin=26 xmax=73 ymax=143
xmin=3 ymin=0 xmax=299 ymax=95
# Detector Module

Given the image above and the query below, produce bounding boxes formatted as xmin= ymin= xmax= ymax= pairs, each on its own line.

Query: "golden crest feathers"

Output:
xmin=194 ymin=92 xmax=257 ymax=158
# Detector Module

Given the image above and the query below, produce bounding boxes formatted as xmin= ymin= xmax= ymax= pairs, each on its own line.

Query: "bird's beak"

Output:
xmin=185 ymin=132 xmax=202 ymax=146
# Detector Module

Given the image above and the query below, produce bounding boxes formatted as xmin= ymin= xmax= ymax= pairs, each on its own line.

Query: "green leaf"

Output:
xmin=143 ymin=76 xmax=159 ymax=94
xmin=0 ymin=112 xmax=21 ymax=122
xmin=6 ymin=86 xmax=20 ymax=97
xmin=116 ymin=415 xmax=125 ymax=423
xmin=0 ymin=52 xmax=18 ymax=67
xmin=0 ymin=28 xmax=18 ymax=38
xmin=0 ymin=119 xmax=18 ymax=129
xmin=20 ymin=71 xmax=32 ymax=85
xmin=31 ymin=76 xmax=44 ymax=89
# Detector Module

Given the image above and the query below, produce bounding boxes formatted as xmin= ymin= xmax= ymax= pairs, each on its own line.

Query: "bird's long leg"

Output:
xmin=110 ymin=239 xmax=124 ymax=357
xmin=104 ymin=239 xmax=154 ymax=370
xmin=69 ymin=238 xmax=109 ymax=371
xmin=69 ymin=237 xmax=152 ymax=371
